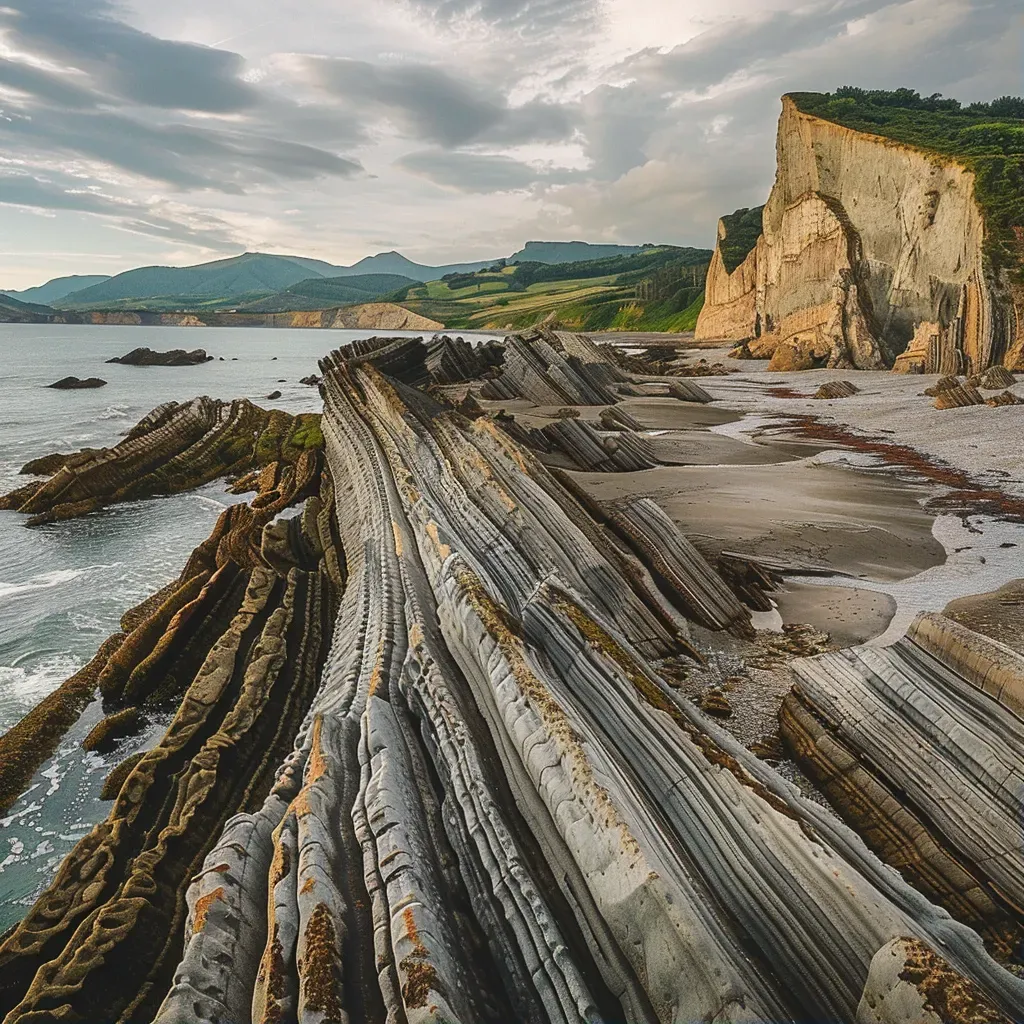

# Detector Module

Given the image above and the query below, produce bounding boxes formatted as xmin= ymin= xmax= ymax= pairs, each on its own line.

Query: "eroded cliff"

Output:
xmin=696 ymin=96 xmax=1023 ymax=372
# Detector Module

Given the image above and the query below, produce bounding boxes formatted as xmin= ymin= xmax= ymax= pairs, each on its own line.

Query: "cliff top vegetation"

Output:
xmin=718 ymin=206 xmax=764 ymax=274
xmin=790 ymin=87 xmax=1024 ymax=279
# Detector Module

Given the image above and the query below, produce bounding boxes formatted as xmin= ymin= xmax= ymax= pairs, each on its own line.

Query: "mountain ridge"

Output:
xmin=8 ymin=242 xmax=672 ymax=311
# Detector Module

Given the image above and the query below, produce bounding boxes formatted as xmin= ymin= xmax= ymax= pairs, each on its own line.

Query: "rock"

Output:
xmin=2 ymin=354 xmax=1023 ymax=1023
xmin=700 ymin=689 xmax=733 ymax=717
xmin=768 ymin=336 xmax=827 ymax=372
xmin=924 ymin=374 xmax=962 ymax=396
xmin=265 ymin=390 xmax=282 ymax=400
xmin=82 ymin=706 xmax=141 ymax=753
xmin=299 ymin=374 xmax=322 ymax=386
xmin=782 ymin=612 xmax=1024 ymax=954
xmin=697 ymin=97 xmax=1020 ymax=373
xmin=985 ymin=389 xmax=1023 ymax=407
xmin=934 ymin=382 xmax=984 ymax=409
xmin=813 ymin=380 xmax=859 ymax=399
xmin=977 ymin=365 xmax=1017 ymax=389
xmin=46 ymin=376 xmax=107 ymax=389
xmin=0 ymin=397 xmax=324 ymax=525
xmin=107 ymin=347 xmax=213 ymax=366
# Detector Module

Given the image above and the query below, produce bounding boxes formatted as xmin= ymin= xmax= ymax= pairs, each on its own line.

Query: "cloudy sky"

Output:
xmin=0 ymin=0 xmax=1019 ymax=287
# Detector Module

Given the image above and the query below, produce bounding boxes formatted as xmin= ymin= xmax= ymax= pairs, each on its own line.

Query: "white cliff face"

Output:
xmin=697 ymin=96 xmax=1022 ymax=372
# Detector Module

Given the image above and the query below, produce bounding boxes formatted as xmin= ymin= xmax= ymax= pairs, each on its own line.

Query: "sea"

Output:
xmin=0 ymin=323 xmax=497 ymax=928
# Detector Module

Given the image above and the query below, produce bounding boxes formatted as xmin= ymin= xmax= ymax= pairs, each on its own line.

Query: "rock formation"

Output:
xmin=0 ymin=332 xmax=1022 ymax=1022
xmin=46 ymin=376 xmax=107 ymax=389
xmin=782 ymin=612 xmax=1024 ymax=959
xmin=0 ymin=397 xmax=323 ymax=524
xmin=107 ymin=347 xmax=213 ymax=366
xmin=813 ymin=380 xmax=859 ymax=399
xmin=696 ymin=96 xmax=1023 ymax=373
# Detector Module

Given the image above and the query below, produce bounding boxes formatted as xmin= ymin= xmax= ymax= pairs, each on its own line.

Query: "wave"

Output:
xmin=0 ymin=569 xmax=87 ymax=599
xmin=0 ymin=654 xmax=81 ymax=723
xmin=98 ymin=406 xmax=133 ymax=420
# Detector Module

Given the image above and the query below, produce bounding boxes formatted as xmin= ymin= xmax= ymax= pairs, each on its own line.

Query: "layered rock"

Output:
xmin=697 ymin=96 xmax=1022 ymax=373
xmin=2 ymin=354 xmax=1023 ymax=1022
xmin=782 ymin=612 xmax=1024 ymax=957
xmin=0 ymin=397 xmax=323 ymax=524
xmin=156 ymin=356 xmax=1024 ymax=1021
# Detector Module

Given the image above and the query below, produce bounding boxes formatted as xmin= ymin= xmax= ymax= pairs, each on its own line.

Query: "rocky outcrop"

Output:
xmin=782 ymin=611 xmax=1024 ymax=957
xmin=46 ymin=376 xmax=107 ymax=389
xmin=697 ymin=96 xmax=1022 ymax=373
xmin=813 ymin=380 xmax=859 ymax=399
xmin=0 ymin=397 xmax=323 ymax=525
xmin=2 ymin=342 xmax=1023 ymax=1021
xmin=479 ymin=327 xmax=628 ymax=405
xmin=107 ymin=347 xmax=213 ymax=366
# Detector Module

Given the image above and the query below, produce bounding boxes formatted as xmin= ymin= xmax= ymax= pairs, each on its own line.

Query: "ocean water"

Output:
xmin=0 ymin=322 xmax=496 ymax=927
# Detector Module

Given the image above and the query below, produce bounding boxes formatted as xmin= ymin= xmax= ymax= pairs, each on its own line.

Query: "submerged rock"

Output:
xmin=107 ymin=347 xmax=213 ymax=366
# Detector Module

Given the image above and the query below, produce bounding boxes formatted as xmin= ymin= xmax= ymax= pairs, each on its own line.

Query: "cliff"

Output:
xmin=3 ymin=302 xmax=443 ymax=331
xmin=696 ymin=95 xmax=1023 ymax=372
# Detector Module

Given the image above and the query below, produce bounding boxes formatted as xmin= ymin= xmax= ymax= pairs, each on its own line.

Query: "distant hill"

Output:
xmin=508 ymin=241 xmax=644 ymax=264
xmin=2 ymin=274 xmax=111 ymax=305
xmin=56 ymin=252 xmax=345 ymax=309
xmin=24 ymin=242 xmax=689 ymax=313
xmin=402 ymin=244 xmax=713 ymax=333
xmin=331 ymin=251 xmax=497 ymax=282
xmin=0 ymin=294 xmax=58 ymax=322
xmin=240 ymin=273 xmax=418 ymax=312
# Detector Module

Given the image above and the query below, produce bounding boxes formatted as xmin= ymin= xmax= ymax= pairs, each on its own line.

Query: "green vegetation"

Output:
xmin=790 ymin=88 xmax=1024 ymax=277
xmin=400 ymin=245 xmax=712 ymax=333
xmin=718 ymin=206 xmax=764 ymax=273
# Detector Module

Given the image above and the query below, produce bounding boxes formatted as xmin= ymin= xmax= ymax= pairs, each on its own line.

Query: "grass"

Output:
xmin=718 ymin=207 xmax=764 ymax=273
xmin=790 ymin=88 xmax=1024 ymax=278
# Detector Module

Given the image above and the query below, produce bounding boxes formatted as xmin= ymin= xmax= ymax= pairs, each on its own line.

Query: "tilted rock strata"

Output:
xmin=2 ymin=361 xmax=1023 ymax=1021
xmin=697 ymin=96 xmax=1022 ymax=373
xmin=0 ymin=397 xmax=323 ymax=524
xmin=0 ymin=455 xmax=340 ymax=1023
xmin=782 ymin=612 xmax=1024 ymax=956
xmin=153 ymin=355 xmax=1023 ymax=1022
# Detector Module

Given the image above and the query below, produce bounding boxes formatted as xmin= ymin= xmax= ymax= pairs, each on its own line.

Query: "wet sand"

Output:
xmin=572 ymin=459 xmax=945 ymax=582
xmin=944 ymin=578 xmax=1024 ymax=654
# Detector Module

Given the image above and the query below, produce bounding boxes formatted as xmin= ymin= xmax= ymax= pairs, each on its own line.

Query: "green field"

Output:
xmin=400 ymin=247 xmax=711 ymax=332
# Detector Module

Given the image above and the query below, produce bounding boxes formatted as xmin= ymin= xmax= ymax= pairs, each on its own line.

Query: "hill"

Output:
xmin=55 ymin=252 xmax=346 ymax=310
xmin=0 ymin=294 xmax=57 ymax=322
xmin=239 ymin=273 xmax=419 ymax=312
xmin=332 ymin=251 xmax=496 ymax=282
xmin=400 ymin=245 xmax=712 ymax=332
xmin=2 ymin=275 xmax=111 ymax=305
xmin=507 ymin=241 xmax=644 ymax=264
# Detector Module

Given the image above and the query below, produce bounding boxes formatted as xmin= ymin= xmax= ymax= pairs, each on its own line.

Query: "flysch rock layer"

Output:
xmin=1 ymin=338 xmax=1023 ymax=1022
xmin=0 ymin=445 xmax=340 ymax=1023
xmin=782 ymin=611 xmax=1024 ymax=959
xmin=696 ymin=95 xmax=1023 ymax=374
xmin=154 ymin=348 xmax=1021 ymax=1023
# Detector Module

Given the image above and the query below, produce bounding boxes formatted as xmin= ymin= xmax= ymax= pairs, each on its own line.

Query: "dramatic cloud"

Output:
xmin=297 ymin=56 xmax=575 ymax=147
xmin=0 ymin=0 xmax=1017 ymax=287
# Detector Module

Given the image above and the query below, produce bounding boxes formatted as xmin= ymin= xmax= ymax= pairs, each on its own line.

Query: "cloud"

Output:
xmin=296 ymin=56 xmax=575 ymax=147
xmin=0 ymin=172 xmax=245 ymax=249
xmin=397 ymin=150 xmax=541 ymax=191
xmin=0 ymin=0 xmax=259 ymax=112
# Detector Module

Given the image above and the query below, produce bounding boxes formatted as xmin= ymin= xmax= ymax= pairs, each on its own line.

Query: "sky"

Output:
xmin=0 ymin=0 xmax=1020 ymax=288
